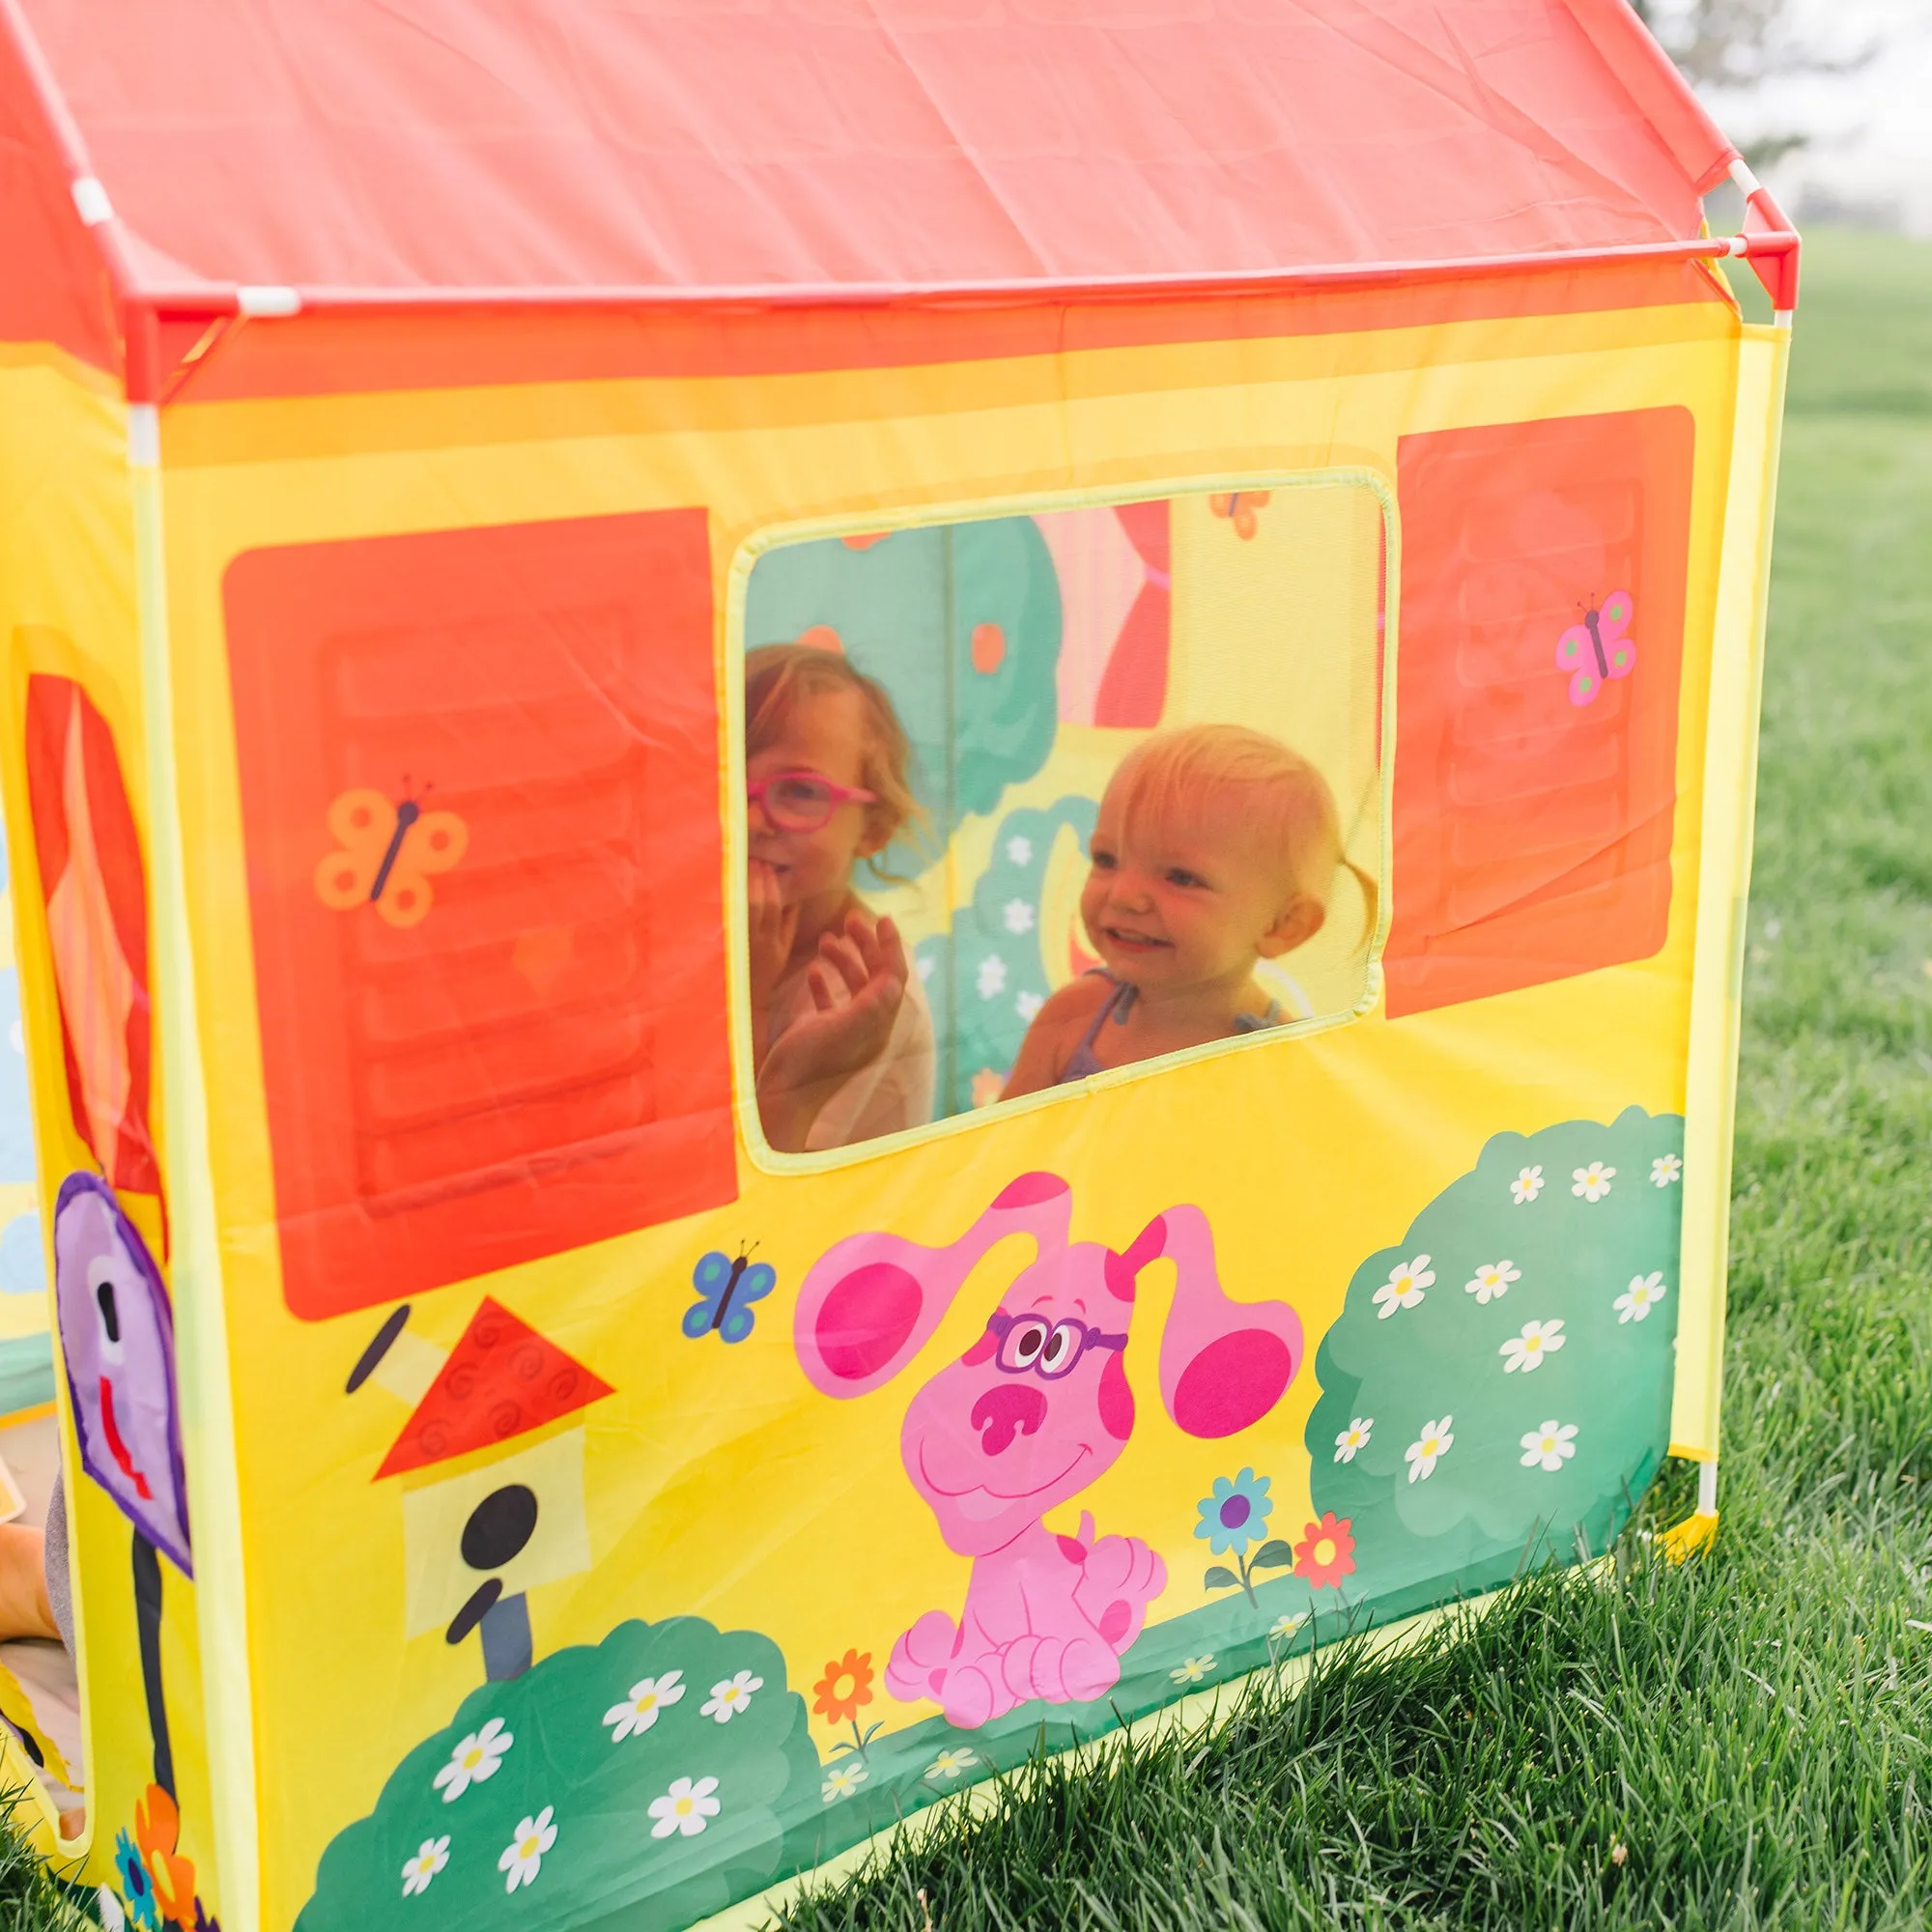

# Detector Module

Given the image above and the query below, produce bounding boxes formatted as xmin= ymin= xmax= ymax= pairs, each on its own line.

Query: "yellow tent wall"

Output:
xmin=0 ymin=263 xmax=1787 ymax=1932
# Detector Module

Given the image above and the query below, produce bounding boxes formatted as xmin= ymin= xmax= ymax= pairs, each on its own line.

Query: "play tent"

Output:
xmin=0 ymin=3 xmax=1794 ymax=1927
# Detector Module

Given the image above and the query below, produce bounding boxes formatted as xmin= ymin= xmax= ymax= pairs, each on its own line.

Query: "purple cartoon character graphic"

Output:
xmin=54 ymin=1171 xmax=189 ymax=1792
xmin=795 ymin=1173 xmax=1303 ymax=1729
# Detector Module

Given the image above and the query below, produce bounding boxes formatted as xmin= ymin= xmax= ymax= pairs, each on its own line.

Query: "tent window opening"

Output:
xmin=736 ymin=480 xmax=1390 ymax=1158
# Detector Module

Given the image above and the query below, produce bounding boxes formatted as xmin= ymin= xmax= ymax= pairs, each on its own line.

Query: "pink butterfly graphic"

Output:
xmin=1555 ymin=591 xmax=1635 ymax=707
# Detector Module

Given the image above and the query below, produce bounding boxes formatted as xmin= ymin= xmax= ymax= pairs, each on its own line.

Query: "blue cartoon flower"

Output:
xmin=114 ymin=1830 xmax=160 ymax=1932
xmin=1194 ymin=1468 xmax=1272 ymax=1557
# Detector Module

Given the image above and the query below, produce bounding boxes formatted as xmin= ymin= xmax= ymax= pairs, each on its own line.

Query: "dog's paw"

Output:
xmin=1076 ymin=1535 xmax=1167 ymax=1653
xmin=939 ymin=1663 xmax=1003 ymax=1730
xmin=887 ymin=1609 xmax=960 ymax=1703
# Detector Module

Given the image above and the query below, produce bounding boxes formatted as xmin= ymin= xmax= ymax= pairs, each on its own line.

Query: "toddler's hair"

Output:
xmin=745 ymin=643 xmax=924 ymax=873
xmin=1109 ymin=723 xmax=1378 ymax=943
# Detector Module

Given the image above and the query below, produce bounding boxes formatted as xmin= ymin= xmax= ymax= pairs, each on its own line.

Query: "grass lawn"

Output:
xmin=782 ymin=229 xmax=1932 ymax=1930
xmin=6 ymin=232 xmax=1928 ymax=1932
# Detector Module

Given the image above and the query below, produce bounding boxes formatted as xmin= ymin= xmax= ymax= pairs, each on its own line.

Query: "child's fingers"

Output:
xmin=818 ymin=931 xmax=869 ymax=996
xmin=874 ymin=914 xmax=908 ymax=986
xmin=805 ymin=962 xmax=838 ymax=1011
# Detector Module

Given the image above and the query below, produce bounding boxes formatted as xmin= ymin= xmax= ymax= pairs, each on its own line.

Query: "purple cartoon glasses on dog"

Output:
xmin=983 ymin=1310 xmax=1125 ymax=1381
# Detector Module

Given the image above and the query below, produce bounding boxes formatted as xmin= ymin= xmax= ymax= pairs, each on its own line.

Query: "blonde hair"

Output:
xmin=1108 ymin=723 xmax=1378 ymax=942
xmin=744 ymin=643 xmax=924 ymax=875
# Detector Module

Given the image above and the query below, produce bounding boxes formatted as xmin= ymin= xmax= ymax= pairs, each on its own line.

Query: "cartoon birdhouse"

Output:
xmin=351 ymin=1299 xmax=612 ymax=1683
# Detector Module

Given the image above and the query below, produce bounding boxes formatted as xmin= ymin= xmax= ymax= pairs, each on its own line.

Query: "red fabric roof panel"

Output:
xmin=7 ymin=0 xmax=1735 ymax=303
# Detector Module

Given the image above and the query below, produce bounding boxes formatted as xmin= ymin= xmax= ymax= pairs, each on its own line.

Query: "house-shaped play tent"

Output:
xmin=0 ymin=4 xmax=1793 ymax=1927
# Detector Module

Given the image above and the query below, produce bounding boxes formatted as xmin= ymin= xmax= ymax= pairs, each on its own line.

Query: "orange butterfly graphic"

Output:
xmin=314 ymin=784 xmax=468 ymax=928
xmin=1209 ymin=491 xmax=1271 ymax=541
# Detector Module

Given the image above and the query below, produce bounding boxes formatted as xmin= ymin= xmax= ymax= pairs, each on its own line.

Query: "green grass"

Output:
xmin=782 ymin=233 xmax=1932 ymax=1931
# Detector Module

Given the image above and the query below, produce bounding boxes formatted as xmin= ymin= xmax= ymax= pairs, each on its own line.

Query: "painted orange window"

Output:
xmin=23 ymin=673 xmax=161 ymax=1201
xmin=224 ymin=511 xmax=734 ymax=1321
xmin=1385 ymin=408 xmax=1693 ymax=1018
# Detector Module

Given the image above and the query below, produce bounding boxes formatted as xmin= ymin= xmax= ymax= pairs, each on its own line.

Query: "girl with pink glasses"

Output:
xmin=745 ymin=643 xmax=935 ymax=1151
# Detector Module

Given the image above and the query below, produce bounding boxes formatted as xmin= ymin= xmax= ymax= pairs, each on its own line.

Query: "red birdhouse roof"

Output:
xmin=376 ymin=1297 xmax=613 ymax=1481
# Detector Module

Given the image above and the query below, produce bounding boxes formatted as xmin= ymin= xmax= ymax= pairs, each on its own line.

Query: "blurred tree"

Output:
xmin=1630 ymin=0 xmax=1873 ymax=167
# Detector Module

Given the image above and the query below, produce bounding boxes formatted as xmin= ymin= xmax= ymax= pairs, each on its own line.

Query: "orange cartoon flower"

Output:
xmin=134 ymin=1781 xmax=197 ymax=1928
xmin=812 ymin=1648 xmax=875 ymax=1727
xmin=1292 ymin=1513 xmax=1356 ymax=1591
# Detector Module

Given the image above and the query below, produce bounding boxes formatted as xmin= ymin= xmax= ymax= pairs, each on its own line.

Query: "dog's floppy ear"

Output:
xmin=795 ymin=1173 xmax=1074 ymax=1399
xmin=1123 ymin=1206 xmax=1302 ymax=1438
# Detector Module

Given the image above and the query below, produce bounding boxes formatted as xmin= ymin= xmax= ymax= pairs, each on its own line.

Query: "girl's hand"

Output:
xmin=755 ymin=913 xmax=910 ymax=1149
xmin=747 ymin=861 xmax=798 ymax=1064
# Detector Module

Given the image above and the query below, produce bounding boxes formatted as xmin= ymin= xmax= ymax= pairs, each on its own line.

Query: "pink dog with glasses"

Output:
xmin=795 ymin=1172 xmax=1304 ymax=1728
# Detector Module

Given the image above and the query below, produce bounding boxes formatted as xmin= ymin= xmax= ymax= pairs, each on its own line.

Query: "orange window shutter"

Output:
xmin=224 ymin=511 xmax=734 ymax=1321
xmin=1385 ymin=408 xmax=1694 ymax=1018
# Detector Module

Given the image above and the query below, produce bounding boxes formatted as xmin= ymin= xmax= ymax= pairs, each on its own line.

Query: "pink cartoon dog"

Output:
xmin=794 ymin=1173 xmax=1303 ymax=1729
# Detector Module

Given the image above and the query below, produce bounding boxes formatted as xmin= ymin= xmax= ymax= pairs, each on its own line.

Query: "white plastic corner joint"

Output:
xmin=236 ymin=285 xmax=301 ymax=319
xmin=1697 ymin=1458 xmax=1719 ymax=1516
xmin=1774 ymin=309 xmax=1795 ymax=328
xmin=70 ymin=176 xmax=113 ymax=226
xmin=1728 ymin=156 xmax=1763 ymax=198
xmin=127 ymin=402 xmax=160 ymax=468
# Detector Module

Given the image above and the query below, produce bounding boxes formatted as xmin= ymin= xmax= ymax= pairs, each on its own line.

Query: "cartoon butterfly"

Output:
xmin=683 ymin=1246 xmax=777 ymax=1345
xmin=1209 ymin=491 xmax=1271 ymax=541
xmin=1555 ymin=591 xmax=1636 ymax=707
xmin=315 ymin=784 xmax=468 ymax=929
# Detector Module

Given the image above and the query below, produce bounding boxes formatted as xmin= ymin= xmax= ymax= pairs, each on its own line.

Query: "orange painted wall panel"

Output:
xmin=224 ymin=511 xmax=734 ymax=1319
xmin=1385 ymin=407 xmax=1693 ymax=1016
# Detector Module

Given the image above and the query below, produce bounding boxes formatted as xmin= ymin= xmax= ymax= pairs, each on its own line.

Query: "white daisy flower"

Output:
xmin=925 ymin=1747 xmax=980 ymax=1781
xmin=1269 ymin=1612 xmax=1305 ymax=1641
xmin=1373 ymin=1254 xmax=1434 ymax=1319
xmin=1333 ymin=1417 xmax=1374 ymax=1463
xmin=1572 ymin=1161 xmax=1615 ymax=1202
xmin=400 ymin=1837 xmax=449 ymax=1898
xmin=1006 ymin=835 xmax=1034 ymax=866
xmin=497 ymin=1808 xmax=556 ymax=1892
xmin=1170 ymin=1654 xmax=1215 ymax=1684
xmin=433 ymin=1717 xmax=513 ymax=1802
xmin=1614 ymin=1272 xmax=1669 ymax=1323
xmin=822 ymin=1762 xmax=868 ymax=1803
xmin=1406 ymin=1417 xmax=1454 ymax=1482
xmin=604 ymin=1670 xmax=685 ymax=1743
xmin=1015 ymin=990 xmax=1044 ymax=1022
xmin=1651 ymin=1153 xmax=1683 ymax=1187
xmin=649 ymin=1776 xmax=721 ymax=1838
xmin=976 ymin=954 xmax=1008 ymax=1000
xmin=1464 ymin=1260 xmax=1520 ymax=1305
xmin=1003 ymin=898 xmax=1037 ymax=934
xmin=1511 ymin=1165 xmax=1545 ymax=1205
xmin=1520 ymin=1421 xmax=1578 ymax=1472
xmin=1500 ymin=1319 xmax=1567 ymax=1373
xmin=700 ymin=1670 xmax=764 ymax=1722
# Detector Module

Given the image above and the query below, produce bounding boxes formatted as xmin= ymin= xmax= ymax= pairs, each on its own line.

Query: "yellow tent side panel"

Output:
xmin=0 ymin=285 xmax=1781 ymax=1932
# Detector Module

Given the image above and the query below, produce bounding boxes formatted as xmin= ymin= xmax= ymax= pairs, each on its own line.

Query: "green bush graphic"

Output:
xmin=298 ymin=1616 xmax=818 ymax=1932
xmin=1308 ymin=1108 xmax=1686 ymax=1605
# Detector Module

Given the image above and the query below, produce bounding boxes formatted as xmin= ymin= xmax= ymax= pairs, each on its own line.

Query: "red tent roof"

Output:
xmin=9 ymin=0 xmax=1736 ymax=310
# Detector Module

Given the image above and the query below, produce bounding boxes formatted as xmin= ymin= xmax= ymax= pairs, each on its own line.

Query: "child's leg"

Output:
xmin=0 ymin=1521 xmax=57 ymax=1643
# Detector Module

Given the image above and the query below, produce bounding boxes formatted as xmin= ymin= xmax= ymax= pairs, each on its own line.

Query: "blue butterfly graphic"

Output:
xmin=683 ymin=1247 xmax=777 ymax=1344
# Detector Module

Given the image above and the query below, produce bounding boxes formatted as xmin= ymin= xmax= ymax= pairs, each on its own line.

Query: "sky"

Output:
xmin=1689 ymin=0 xmax=1932 ymax=234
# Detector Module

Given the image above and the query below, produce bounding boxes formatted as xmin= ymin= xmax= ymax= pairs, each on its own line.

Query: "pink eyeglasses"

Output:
xmin=747 ymin=771 xmax=877 ymax=833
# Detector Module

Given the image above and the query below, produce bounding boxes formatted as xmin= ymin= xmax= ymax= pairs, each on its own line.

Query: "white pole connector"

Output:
xmin=236 ymin=285 xmax=302 ymax=319
xmin=1728 ymin=156 xmax=1763 ymax=198
xmin=70 ymin=176 xmax=113 ymax=226
xmin=1697 ymin=1458 xmax=1719 ymax=1516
